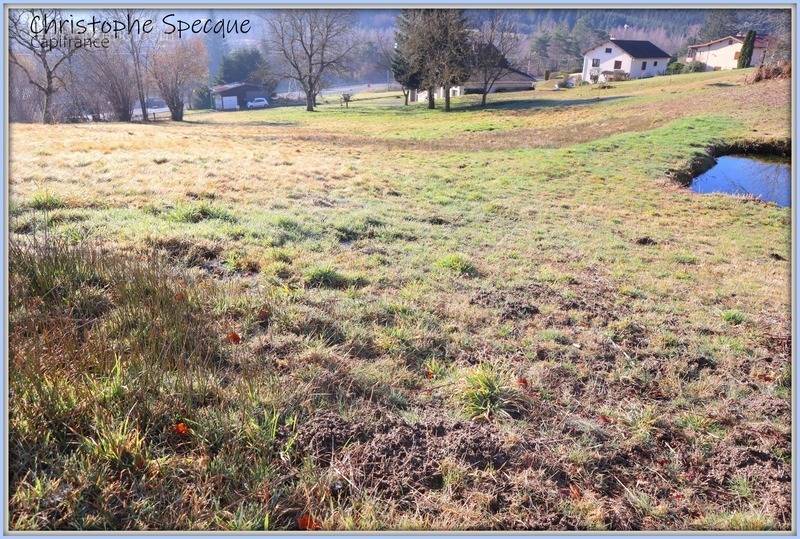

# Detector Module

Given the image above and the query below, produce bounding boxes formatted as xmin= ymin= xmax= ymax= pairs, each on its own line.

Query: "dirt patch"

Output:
xmin=147 ymin=236 xmax=236 ymax=277
xmin=471 ymin=286 xmax=542 ymax=320
xmin=705 ymin=433 xmax=791 ymax=521
xmin=295 ymin=412 xmax=371 ymax=465
xmin=297 ymin=414 xmax=509 ymax=501
xmin=346 ymin=420 xmax=508 ymax=499
xmin=635 ymin=236 xmax=657 ymax=246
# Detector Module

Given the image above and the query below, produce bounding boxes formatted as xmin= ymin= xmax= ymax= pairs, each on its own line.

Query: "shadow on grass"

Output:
xmin=184 ymin=118 xmax=299 ymax=127
xmin=453 ymin=94 xmax=632 ymax=112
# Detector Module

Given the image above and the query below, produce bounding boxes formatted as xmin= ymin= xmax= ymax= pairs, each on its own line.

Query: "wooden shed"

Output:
xmin=210 ymin=82 xmax=268 ymax=111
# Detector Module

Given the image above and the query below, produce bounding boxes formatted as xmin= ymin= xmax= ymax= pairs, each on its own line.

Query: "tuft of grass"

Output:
xmin=167 ymin=201 xmax=236 ymax=223
xmin=459 ymin=363 xmax=525 ymax=420
xmin=538 ymin=328 xmax=570 ymax=345
xmin=333 ymin=215 xmax=384 ymax=242
xmin=623 ymin=405 xmax=659 ymax=445
xmin=29 ymin=191 xmax=66 ymax=211
xmin=696 ymin=510 xmax=775 ymax=531
xmin=435 ymin=253 xmax=477 ymax=276
xmin=721 ymin=309 xmax=746 ymax=325
xmin=304 ymin=264 xmax=356 ymax=289
xmin=82 ymin=415 xmax=148 ymax=472
xmin=673 ymin=252 xmax=698 ymax=265
xmin=729 ymin=475 xmax=753 ymax=500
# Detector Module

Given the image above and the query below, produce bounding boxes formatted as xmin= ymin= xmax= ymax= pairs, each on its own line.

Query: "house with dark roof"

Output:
xmin=413 ymin=68 xmax=536 ymax=103
xmin=581 ymin=39 xmax=671 ymax=83
xmin=686 ymin=35 xmax=769 ymax=70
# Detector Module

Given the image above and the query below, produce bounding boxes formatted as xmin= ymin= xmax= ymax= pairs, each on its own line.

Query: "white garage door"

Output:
xmin=222 ymin=96 xmax=238 ymax=110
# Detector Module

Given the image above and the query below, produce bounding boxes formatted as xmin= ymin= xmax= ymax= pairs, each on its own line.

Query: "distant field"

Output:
xmin=9 ymin=69 xmax=791 ymax=530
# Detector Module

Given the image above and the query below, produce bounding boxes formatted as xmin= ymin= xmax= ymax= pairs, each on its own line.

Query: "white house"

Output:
xmin=685 ymin=35 xmax=769 ymax=70
xmin=413 ymin=69 xmax=536 ymax=102
xmin=582 ymin=39 xmax=671 ymax=83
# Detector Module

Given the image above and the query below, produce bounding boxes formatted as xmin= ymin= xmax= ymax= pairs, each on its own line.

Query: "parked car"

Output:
xmin=247 ymin=97 xmax=269 ymax=109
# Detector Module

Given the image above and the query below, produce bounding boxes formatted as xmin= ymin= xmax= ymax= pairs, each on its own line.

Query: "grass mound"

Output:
xmin=166 ymin=201 xmax=236 ymax=223
xmin=28 ymin=190 xmax=66 ymax=211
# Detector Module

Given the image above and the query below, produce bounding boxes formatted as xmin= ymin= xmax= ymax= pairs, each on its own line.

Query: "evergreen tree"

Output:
xmin=737 ymin=30 xmax=756 ymax=68
xmin=220 ymin=49 xmax=266 ymax=84
xmin=391 ymin=51 xmax=422 ymax=106
xmin=530 ymin=33 xmax=551 ymax=73
xmin=393 ymin=10 xmax=424 ymax=106
xmin=401 ymin=9 xmax=472 ymax=112
xmin=699 ymin=10 xmax=739 ymax=41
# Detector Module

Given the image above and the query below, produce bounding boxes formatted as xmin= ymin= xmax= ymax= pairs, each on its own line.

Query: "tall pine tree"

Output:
xmin=737 ymin=30 xmax=756 ymax=68
xmin=400 ymin=9 xmax=472 ymax=112
xmin=393 ymin=10 xmax=424 ymax=106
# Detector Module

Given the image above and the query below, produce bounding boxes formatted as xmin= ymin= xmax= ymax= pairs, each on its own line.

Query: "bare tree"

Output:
xmin=110 ymin=9 xmax=156 ymax=122
xmin=471 ymin=11 xmax=521 ymax=106
xmin=9 ymin=60 xmax=44 ymax=122
xmin=8 ymin=9 xmax=79 ymax=123
xmin=265 ymin=10 xmax=355 ymax=111
xmin=150 ymin=38 xmax=209 ymax=121
xmin=84 ymin=40 xmax=137 ymax=121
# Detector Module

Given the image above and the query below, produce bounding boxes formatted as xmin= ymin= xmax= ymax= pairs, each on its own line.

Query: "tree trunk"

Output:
xmin=427 ymin=87 xmax=435 ymax=109
xmin=444 ymin=86 xmax=451 ymax=112
xmin=170 ymin=102 xmax=183 ymax=121
xmin=42 ymin=89 xmax=53 ymax=124
xmin=403 ymin=89 xmax=409 ymax=106
xmin=133 ymin=59 xmax=148 ymax=122
xmin=305 ymin=92 xmax=315 ymax=111
xmin=481 ymin=91 xmax=488 ymax=106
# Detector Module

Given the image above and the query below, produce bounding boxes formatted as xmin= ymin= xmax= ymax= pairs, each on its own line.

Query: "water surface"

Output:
xmin=690 ymin=155 xmax=791 ymax=207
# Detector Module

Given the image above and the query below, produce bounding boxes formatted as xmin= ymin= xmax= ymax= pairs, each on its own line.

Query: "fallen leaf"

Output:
xmin=174 ymin=291 xmax=187 ymax=302
xmin=598 ymin=414 xmax=613 ymax=424
xmin=296 ymin=513 xmax=320 ymax=530
xmin=174 ymin=422 xmax=190 ymax=436
xmin=516 ymin=376 xmax=529 ymax=389
xmin=569 ymin=484 xmax=582 ymax=500
xmin=225 ymin=331 xmax=241 ymax=344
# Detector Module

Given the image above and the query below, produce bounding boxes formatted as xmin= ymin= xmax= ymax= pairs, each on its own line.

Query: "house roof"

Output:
xmin=210 ymin=82 xmax=264 ymax=94
xmin=605 ymin=39 xmax=671 ymax=59
xmin=504 ymin=68 xmax=537 ymax=82
xmin=464 ymin=67 xmax=536 ymax=86
xmin=687 ymin=34 xmax=769 ymax=50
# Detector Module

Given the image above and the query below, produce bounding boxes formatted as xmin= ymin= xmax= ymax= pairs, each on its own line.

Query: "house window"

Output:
xmin=591 ymin=58 xmax=600 ymax=67
xmin=605 ymin=47 xmax=612 ymax=53
xmin=614 ymin=60 xmax=622 ymax=69
xmin=654 ymin=61 xmax=658 ymax=66
xmin=728 ymin=39 xmax=733 ymax=45
xmin=641 ymin=61 xmax=647 ymax=69
xmin=688 ymin=49 xmax=696 ymax=58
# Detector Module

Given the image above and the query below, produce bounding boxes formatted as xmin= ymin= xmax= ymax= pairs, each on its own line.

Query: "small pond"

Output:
xmin=690 ymin=155 xmax=791 ymax=207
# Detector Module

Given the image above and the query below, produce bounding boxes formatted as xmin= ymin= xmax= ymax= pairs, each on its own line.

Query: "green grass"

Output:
xmin=303 ymin=264 xmax=361 ymax=289
xmin=435 ymin=253 xmax=478 ymax=276
xmin=721 ymin=308 xmax=747 ymax=325
xmin=166 ymin=201 xmax=237 ymax=224
xmin=29 ymin=190 xmax=66 ymax=211
xmin=459 ymin=363 xmax=526 ymax=420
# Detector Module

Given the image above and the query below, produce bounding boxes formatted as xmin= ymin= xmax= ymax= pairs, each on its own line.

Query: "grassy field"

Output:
xmin=9 ymin=68 xmax=792 ymax=530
